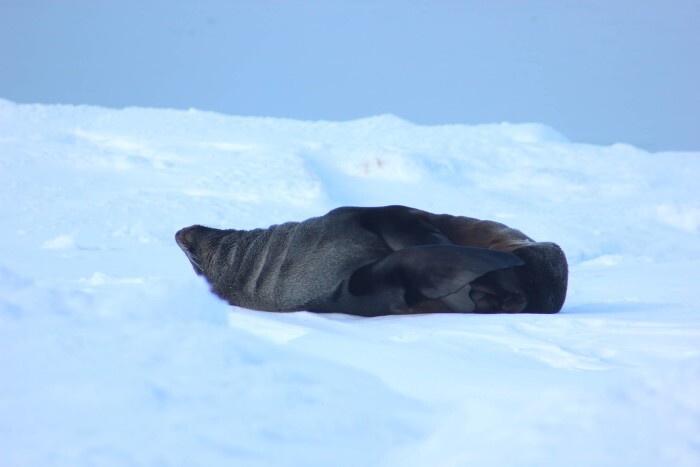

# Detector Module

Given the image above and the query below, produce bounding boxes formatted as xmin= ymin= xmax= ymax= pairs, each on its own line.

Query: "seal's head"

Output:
xmin=175 ymin=225 xmax=220 ymax=276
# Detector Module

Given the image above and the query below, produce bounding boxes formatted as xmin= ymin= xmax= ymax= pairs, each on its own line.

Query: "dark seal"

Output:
xmin=175 ymin=205 xmax=568 ymax=316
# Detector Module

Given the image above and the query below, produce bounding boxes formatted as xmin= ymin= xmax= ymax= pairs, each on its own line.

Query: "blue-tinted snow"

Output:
xmin=1 ymin=100 xmax=699 ymax=466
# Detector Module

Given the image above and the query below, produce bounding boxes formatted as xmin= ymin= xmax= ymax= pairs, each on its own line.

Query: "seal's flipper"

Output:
xmin=512 ymin=242 xmax=568 ymax=313
xmin=358 ymin=205 xmax=452 ymax=250
xmin=438 ymin=283 xmax=478 ymax=312
xmin=348 ymin=245 xmax=524 ymax=313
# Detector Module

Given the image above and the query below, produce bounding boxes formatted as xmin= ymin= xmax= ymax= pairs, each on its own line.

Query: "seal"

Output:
xmin=175 ymin=205 xmax=568 ymax=316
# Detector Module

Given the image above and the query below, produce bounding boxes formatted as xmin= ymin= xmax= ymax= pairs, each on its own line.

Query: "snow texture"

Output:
xmin=1 ymin=99 xmax=699 ymax=466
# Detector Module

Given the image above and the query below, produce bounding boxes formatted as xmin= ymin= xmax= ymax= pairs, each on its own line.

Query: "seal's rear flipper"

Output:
xmin=512 ymin=242 xmax=568 ymax=313
xmin=348 ymin=245 xmax=524 ymax=313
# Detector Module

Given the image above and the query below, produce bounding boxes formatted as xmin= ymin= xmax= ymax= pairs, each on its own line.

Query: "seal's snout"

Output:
xmin=175 ymin=225 xmax=199 ymax=251
xmin=175 ymin=225 xmax=207 ymax=276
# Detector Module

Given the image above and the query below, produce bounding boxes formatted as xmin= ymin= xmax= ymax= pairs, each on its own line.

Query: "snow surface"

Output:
xmin=1 ymin=99 xmax=699 ymax=466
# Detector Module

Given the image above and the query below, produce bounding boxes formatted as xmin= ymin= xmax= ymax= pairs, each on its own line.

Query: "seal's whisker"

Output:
xmin=184 ymin=249 xmax=202 ymax=269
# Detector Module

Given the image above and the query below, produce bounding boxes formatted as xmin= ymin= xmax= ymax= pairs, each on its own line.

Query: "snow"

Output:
xmin=1 ymin=98 xmax=699 ymax=466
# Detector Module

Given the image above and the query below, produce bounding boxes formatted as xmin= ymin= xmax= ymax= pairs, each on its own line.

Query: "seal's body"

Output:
xmin=176 ymin=205 xmax=568 ymax=316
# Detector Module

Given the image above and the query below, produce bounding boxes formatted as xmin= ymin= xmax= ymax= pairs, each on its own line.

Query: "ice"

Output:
xmin=1 ymin=100 xmax=699 ymax=466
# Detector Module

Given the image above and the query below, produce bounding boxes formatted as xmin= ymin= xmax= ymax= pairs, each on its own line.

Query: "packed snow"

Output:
xmin=1 ymin=99 xmax=699 ymax=466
